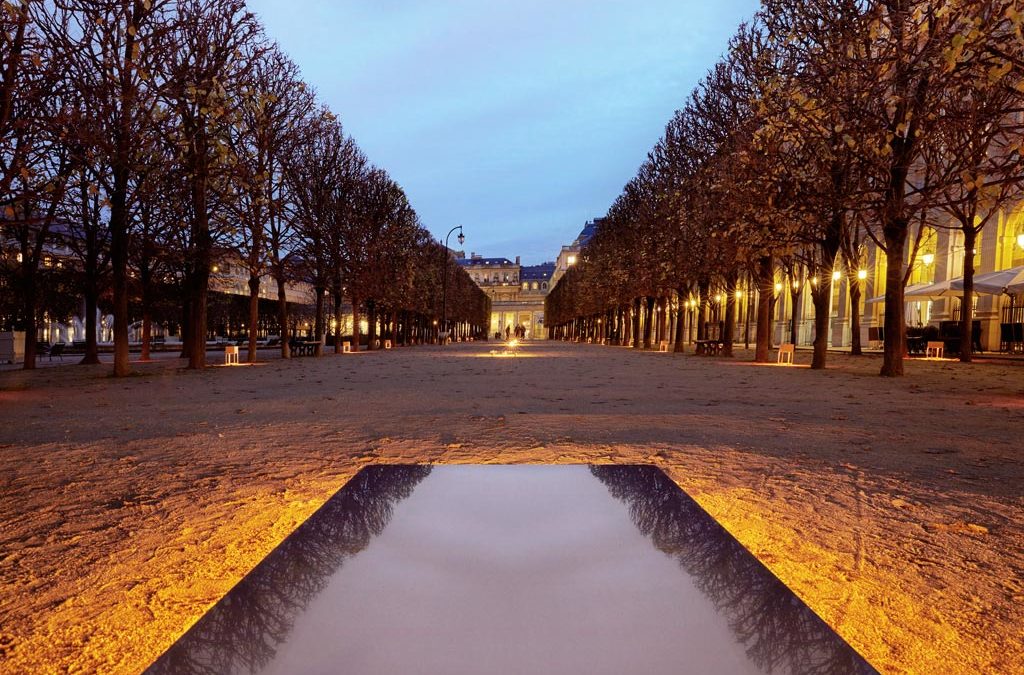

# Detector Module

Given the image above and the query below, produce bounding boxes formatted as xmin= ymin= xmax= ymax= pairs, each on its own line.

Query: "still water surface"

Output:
xmin=147 ymin=465 xmax=876 ymax=674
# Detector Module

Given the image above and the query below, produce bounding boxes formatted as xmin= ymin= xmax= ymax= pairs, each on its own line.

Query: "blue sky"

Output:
xmin=246 ymin=0 xmax=760 ymax=264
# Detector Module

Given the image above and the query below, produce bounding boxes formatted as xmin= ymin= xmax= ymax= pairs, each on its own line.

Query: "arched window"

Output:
xmin=541 ymin=282 xmax=548 ymax=290
xmin=522 ymin=282 xmax=529 ymax=290
xmin=532 ymin=282 xmax=539 ymax=290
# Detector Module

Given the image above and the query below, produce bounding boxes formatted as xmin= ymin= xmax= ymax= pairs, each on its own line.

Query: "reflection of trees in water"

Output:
xmin=591 ymin=466 xmax=877 ymax=675
xmin=146 ymin=465 xmax=431 ymax=675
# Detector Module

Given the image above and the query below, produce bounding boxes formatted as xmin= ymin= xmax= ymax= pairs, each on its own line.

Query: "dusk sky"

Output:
xmin=245 ymin=0 xmax=760 ymax=264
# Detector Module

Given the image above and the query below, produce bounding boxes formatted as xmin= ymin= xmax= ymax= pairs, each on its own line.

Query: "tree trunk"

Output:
xmin=21 ymin=271 xmax=37 ymax=370
xmin=880 ymin=230 xmax=907 ymax=376
xmin=789 ymin=284 xmax=800 ymax=346
xmin=140 ymin=313 xmax=152 ymax=362
xmin=643 ymin=297 xmax=654 ymax=349
xmin=187 ymin=265 xmax=209 ymax=370
xmin=697 ymin=280 xmax=710 ymax=340
xmin=109 ymin=168 xmax=131 ymax=376
xmin=755 ymin=256 xmax=773 ymax=363
xmin=247 ymin=274 xmax=260 ymax=363
xmin=366 ymin=300 xmax=377 ymax=350
xmin=849 ymin=274 xmax=863 ymax=356
xmin=722 ymin=273 xmax=737 ymax=357
xmin=811 ymin=281 xmax=831 ymax=369
xmin=632 ymin=298 xmax=642 ymax=349
xmin=351 ymin=295 xmax=361 ymax=353
xmin=332 ymin=285 xmax=343 ymax=353
xmin=81 ymin=277 xmax=100 ymax=365
xmin=674 ymin=290 xmax=686 ymax=353
xmin=959 ymin=226 xmax=977 ymax=363
xmin=277 ymin=271 xmax=290 ymax=359
xmin=138 ymin=257 xmax=152 ymax=362
xmin=314 ymin=284 xmax=326 ymax=357
xmin=180 ymin=291 xmax=192 ymax=359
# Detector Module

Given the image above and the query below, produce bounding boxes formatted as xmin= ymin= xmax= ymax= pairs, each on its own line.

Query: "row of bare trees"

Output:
xmin=1 ymin=0 xmax=489 ymax=372
xmin=547 ymin=0 xmax=1024 ymax=376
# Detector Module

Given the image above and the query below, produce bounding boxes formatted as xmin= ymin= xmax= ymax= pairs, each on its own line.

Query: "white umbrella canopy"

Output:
xmin=950 ymin=266 xmax=1024 ymax=296
xmin=866 ymin=282 xmax=940 ymax=304
xmin=903 ymin=278 xmax=964 ymax=301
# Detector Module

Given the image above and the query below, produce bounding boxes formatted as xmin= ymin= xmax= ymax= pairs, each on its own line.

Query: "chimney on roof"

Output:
xmin=515 ymin=256 xmax=521 ymax=265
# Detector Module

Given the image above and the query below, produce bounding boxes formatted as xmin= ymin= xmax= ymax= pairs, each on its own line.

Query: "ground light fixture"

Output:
xmin=858 ymin=269 xmax=868 ymax=280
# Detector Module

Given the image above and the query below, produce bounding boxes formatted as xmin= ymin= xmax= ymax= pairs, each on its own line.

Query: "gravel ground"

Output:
xmin=0 ymin=340 xmax=1021 ymax=674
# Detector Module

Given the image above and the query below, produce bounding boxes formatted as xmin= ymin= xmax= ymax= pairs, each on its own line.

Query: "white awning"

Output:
xmin=951 ymin=266 xmax=1024 ymax=296
xmin=866 ymin=268 xmax=1024 ymax=304
xmin=865 ymin=282 xmax=936 ymax=304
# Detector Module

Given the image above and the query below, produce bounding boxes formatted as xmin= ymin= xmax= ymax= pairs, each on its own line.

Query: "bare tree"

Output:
xmin=163 ymin=0 xmax=261 ymax=368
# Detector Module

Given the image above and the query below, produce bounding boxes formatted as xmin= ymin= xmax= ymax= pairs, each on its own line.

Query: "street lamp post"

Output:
xmin=441 ymin=225 xmax=465 ymax=344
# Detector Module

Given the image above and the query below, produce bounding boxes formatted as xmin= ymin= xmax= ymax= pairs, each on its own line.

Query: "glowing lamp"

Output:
xmin=922 ymin=253 xmax=935 ymax=266
xmin=1017 ymin=233 xmax=1024 ymax=249
xmin=857 ymin=269 xmax=868 ymax=280
xmin=774 ymin=283 xmax=783 ymax=293
xmin=567 ymin=254 xmax=577 ymax=266
xmin=832 ymin=270 xmax=841 ymax=281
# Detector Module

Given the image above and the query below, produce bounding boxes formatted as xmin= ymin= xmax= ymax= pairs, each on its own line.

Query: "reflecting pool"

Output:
xmin=146 ymin=465 xmax=876 ymax=674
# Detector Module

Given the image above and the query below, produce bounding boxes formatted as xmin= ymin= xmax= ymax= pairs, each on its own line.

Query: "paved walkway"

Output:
xmin=0 ymin=341 xmax=1021 ymax=673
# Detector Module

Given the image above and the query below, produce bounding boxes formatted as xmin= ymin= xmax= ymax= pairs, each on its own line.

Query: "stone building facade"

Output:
xmin=458 ymin=253 xmax=554 ymax=339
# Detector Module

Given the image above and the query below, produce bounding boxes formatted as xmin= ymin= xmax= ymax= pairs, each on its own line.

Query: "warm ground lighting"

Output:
xmin=0 ymin=342 xmax=1021 ymax=674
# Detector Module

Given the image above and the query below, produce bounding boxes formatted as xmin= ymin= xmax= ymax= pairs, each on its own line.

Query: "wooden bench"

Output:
xmin=288 ymin=339 xmax=318 ymax=356
xmin=695 ymin=339 xmax=724 ymax=356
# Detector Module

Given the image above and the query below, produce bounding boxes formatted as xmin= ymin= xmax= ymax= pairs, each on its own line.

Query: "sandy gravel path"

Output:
xmin=0 ymin=341 xmax=1021 ymax=674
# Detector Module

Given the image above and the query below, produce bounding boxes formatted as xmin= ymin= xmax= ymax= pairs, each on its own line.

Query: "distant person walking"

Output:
xmin=505 ymin=325 xmax=511 ymax=340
